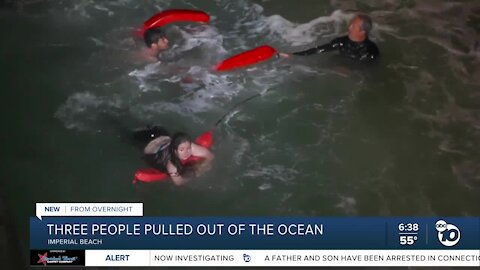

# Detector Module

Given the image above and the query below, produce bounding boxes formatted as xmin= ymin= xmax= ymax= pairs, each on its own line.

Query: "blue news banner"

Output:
xmin=30 ymin=217 xmax=480 ymax=250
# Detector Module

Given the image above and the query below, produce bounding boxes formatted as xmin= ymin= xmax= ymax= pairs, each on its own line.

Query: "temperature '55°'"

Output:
xmin=398 ymin=223 xmax=419 ymax=246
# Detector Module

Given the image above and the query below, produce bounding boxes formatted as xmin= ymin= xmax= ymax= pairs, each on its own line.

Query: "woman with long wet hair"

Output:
xmin=143 ymin=129 xmax=214 ymax=186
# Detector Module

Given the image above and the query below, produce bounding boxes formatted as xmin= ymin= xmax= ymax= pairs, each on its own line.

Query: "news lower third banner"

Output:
xmin=30 ymin=203 xmax=480 ymax=267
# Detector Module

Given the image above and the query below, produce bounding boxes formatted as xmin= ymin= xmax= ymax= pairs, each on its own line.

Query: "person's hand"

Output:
xmin=278 ymin=52 xmax=291 ymax=58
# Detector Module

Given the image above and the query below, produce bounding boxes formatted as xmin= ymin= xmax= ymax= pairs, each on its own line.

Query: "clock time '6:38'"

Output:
xmin=398 ymin=223 xmax=419 ymax=246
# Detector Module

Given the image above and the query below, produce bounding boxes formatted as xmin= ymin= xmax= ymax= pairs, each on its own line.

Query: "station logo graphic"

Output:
xmin=243 ymin=254 xmax=251 ymax=262
xmin=435 ymin=220 xmax=461 ymax=247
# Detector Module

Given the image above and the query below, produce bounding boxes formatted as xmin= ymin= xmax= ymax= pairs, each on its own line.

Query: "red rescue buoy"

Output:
xmin=194 ymin=130 xmax=213 ymax=148
xmin=215 ymin=45 xmax=277 ymax=72
xmin=133 ymin=168 xmax=169 ymax=183
xmin=138 ymin=9 xmax=210 ymax=36
xmin=132 ymin=131 xmax=214 ymax=184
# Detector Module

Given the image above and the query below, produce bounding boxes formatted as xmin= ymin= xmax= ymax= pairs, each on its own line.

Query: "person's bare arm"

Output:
xmin=166 ymin=161 xmax=188 ymax=186
xmin=191 ymin=143 xmax=214 ymax=176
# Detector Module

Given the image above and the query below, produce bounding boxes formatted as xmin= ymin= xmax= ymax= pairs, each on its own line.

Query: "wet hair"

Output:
xmin=357 ymin=14 xmax=373 ymax=35
xmin=144 ymin=27 xmax=165 ymax=48
xmin=168 ymin=132 xmax=192 ymax=175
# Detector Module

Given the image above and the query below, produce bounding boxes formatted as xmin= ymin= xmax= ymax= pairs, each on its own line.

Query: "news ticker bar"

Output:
xmin=31 ymin=217 xmax=480 ymax=249
xmin=30 ymin=250 xmax=480 ymax=267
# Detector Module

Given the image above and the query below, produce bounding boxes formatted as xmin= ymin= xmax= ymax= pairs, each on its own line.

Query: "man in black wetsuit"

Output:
xmin=280 ymin=14 xmax=379 ymax=63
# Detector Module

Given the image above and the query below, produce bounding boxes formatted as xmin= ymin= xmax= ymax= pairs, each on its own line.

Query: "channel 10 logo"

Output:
xmin=435 ymin=220 xmax=461 ymax=247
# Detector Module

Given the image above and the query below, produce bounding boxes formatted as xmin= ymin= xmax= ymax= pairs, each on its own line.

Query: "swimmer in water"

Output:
xmin=142 ymin=27 xmax=170 ymax=62
xmin=142 ymin=130 xmax=214 ymax=186
xmin=279 ymin=14 xmax=379 ymax=63
xmin=137 ymin=27 xmax=196 ymax=83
